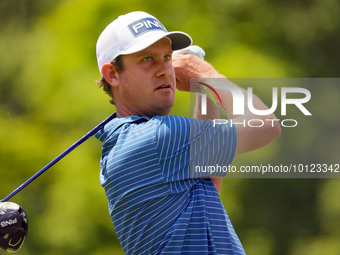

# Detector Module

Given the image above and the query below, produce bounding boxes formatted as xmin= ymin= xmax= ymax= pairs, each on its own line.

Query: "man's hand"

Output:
xmin=172 ymin=54 xmax=224 ymax=92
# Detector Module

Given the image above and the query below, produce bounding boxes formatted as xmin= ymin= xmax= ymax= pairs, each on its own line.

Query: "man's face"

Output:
xmin=113 ymin=37 xmax=176 ymax=118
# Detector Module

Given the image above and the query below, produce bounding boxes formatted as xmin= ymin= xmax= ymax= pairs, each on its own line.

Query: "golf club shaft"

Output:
xmin=1 ymin=113 xmax=116 ymax=202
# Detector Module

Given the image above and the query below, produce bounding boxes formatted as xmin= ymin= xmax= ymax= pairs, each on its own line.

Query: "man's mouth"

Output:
xmin=155 ymin=84 xmax=171 ymax=90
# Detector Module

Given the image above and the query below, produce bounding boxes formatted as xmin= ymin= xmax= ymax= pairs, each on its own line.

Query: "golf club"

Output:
xmin=0 ymin=113 xmax=116 ymax=253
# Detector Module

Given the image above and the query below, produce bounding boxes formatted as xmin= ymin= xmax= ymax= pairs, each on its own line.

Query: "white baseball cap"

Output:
xmin=96 ymin=11 xmax=192 ymax=75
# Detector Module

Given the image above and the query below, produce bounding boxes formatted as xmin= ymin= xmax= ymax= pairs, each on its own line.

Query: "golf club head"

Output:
xmin=0 ymin=202 xmax=28 ymax=253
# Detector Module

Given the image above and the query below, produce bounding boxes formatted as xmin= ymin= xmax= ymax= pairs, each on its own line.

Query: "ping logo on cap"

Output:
xmin=128 ymin=17 xmax=167 ymax=37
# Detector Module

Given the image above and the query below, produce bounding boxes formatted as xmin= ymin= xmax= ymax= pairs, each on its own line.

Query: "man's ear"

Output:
xmin=102 ymin=63 xmax=119 ymax=87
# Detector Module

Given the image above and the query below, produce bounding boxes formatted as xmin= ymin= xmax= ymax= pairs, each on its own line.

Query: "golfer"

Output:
xmin=95 ymin=11 xmax=281 ymax=255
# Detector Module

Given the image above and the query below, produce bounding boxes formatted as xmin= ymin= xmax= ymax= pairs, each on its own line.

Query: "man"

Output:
xmin=95 ymin=11 xmax=281 ymax=255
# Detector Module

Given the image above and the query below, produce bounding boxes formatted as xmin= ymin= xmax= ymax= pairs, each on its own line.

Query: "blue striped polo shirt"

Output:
xmin=95 ymin=114 xmax=246 ymax=255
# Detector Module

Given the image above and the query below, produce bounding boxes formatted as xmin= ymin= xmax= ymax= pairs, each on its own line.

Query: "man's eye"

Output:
xmin=164 ymin=55 xmax=171 ymax=60
xmin=144 ymin=57 xmax=152 ymax=62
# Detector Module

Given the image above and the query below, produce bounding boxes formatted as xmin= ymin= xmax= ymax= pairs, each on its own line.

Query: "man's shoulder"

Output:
xmin=151 ymin=115 xmax=200 ymax=131
xmin=152 ymin=114 xmax=190 ymax=122
xmin=95 ymin=115 xmax=149 ymax=142
xmin=102 ymin=114 xmax=186 ymax=136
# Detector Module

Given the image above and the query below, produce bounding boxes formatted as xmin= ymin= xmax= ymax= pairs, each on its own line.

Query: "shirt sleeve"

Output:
xmin=155 ymin=115 xmax=237 ymax=182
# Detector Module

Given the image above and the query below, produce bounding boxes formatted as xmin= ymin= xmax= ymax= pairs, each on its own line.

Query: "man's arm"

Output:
xmin=173 ymin=54 xmax=281 ymax=156
xmin=173 ymin=54 xmax=226 ymax=194
xmin=173 ymin=53 xmax=281 ymax=193
xmin=213 ymin=80 xmax=281 ymax=155
xmin=194 ymin=92 xmax=223 ymax=193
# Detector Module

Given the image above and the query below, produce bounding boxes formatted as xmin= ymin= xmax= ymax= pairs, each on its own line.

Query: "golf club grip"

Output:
xmin=1 ymin=113 xmax=116 ymax=202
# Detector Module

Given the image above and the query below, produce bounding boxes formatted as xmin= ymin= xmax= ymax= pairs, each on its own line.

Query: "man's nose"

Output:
xmin=156 ymin=60 xmax=172 ymax=77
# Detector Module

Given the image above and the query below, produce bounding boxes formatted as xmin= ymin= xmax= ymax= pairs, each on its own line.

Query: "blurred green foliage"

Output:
xmin=0 ymin=0 xmax=339 ymax=254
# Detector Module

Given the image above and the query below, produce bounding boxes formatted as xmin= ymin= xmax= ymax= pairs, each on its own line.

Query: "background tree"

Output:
xmin=0 ymin=0 xmax=339 ymax=254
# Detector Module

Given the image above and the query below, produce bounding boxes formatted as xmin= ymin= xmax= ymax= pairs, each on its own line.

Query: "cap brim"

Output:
xmin=121 ymin=31 xmax=192 ymax=56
